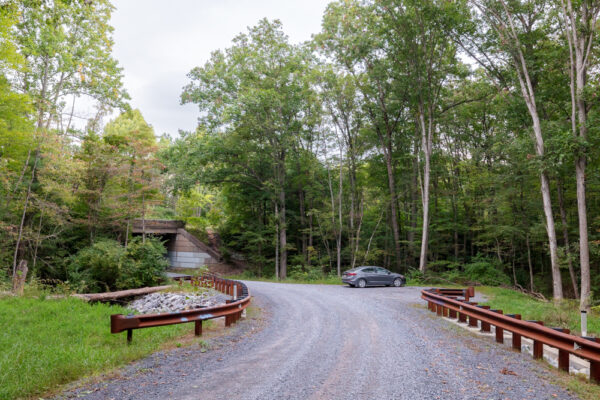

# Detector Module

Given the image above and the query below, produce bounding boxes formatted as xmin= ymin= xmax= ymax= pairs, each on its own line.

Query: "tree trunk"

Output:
xmin=337 ymin=143 xmax=343 ymax=277
xmin=557 ymin=180 xmax=579 ymax=298
xmin=275 ymin=201 xmax=279 ymax=280
xmin=12 ymin=260 xmax=28 ymax=295
xmin=418 ymin=111 xmax=431 ymax=273
xmin=559 ymin=0 xmax=597 ymax=311
xmin=526 ymin=234 xmax=534 ymax=292
xmin=279 ymin=187 xmax=287 ymax=280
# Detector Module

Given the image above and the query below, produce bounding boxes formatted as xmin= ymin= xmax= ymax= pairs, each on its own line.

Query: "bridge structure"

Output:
xmin=131 ymin=219 xmax=221 ymax=268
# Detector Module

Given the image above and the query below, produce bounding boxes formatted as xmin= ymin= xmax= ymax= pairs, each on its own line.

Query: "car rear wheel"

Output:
xmin=357 ymin=279 xmax=367 ymax=288
xmin=393 ymin=278 xmax=403 ymax=287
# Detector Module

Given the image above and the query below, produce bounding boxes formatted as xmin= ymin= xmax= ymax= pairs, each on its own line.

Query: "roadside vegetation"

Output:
xmin=477 ymin=286 xmax=600 ymax=336
xmin=0 ymin=294 xmax=188 ymax=400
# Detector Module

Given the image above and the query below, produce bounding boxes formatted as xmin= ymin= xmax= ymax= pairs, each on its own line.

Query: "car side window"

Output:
xmin=376 ymin=268 xmax=389 ymax=274
xmin=362 ymin=268 xmax=375 ymax=273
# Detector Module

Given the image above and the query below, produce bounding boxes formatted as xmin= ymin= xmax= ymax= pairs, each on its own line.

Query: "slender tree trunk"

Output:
xmin=526 ymin=234 xmax=534 ymax=292
xmin=275 ymin=202 xmax=279 ymax=280
xmin=557 ymin=181 xmax=579 ymax=298
xmin=418 ymin=111 xmax=431 ymax=273
xmin=560 ymin=0 xmax=597 ymax=311
xmin=363 ymin=209 xmax=384 ymax=265
xmin=408 ymin=148 xmax=419 ymax=265
xmin=337 ymin=144 xmax=343 ymax=276
xmin=279 ymin=187 xmax=287 ymax=280
xmin=12 ymin=154 xmax=39 ymax=278
xmin=481 ymin=0 xmax=564 ymax=299
xmin=299 ymin=189 xmax=307 ymax=263
xmin=142 ymin=192 xmax=146 ymax=244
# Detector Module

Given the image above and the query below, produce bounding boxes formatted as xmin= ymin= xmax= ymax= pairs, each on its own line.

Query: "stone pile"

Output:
xmin=128 ymin=290 xmax=230 ymax=314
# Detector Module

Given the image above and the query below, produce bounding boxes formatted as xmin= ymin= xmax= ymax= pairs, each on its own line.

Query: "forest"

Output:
xmin=1 ymin=0 xmax=600 ymax=310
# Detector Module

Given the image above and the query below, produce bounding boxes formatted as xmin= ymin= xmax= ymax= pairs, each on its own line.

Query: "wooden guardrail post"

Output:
xmin=478 ymin=306 xmax=491 ymax=332
xmin=505 ymin=314 xmax=522 ymax=351
xmin=583 ymin=337 xmax=600 ymax=382
xmin=195 ymin=320 xmax=202 ymax=336
xmin=468 ymin=302 xmax=479 ymax=327
xmin=458 ymin=302 xmax=468 ymax=323
xmin=527 ymin=321 xmax=545 ymax=359
xmin=492 ymin=310 xmax=504 ymax=343
xmin=448 ymin=307 xmax=457 ymax=319
xmin=552 ymin=328 xmax=570 ymax=371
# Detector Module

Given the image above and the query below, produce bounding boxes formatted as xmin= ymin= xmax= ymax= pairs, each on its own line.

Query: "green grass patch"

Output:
xmin=477 ymin=286 xmax=600 ymax=336
xmin=0 ymin=296 xmax=190 ymax=399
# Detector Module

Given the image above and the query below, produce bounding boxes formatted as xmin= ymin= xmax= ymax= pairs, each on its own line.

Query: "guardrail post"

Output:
xmin=443 ymin=305 xmax=449 ymax=317
xmin=492 ymin=310 xmax=503 ymax=343
xmin=478 ymin=306 xmax=491 ymax=332
xmin=448 ymin=307 xmax=457 ymax=319
xmin=465 ymin=287 xmax=474 ymax=302
xmin=436 ymin=304 xmax=443 ymax=316
xmin=506 ymin=314 xmax=522 ymax=351
xmin=127 ymin=329 xmax=132 ymax=344
xmin=195 ymin=320 xmax=202 ymax=336
xmin=458 ymin=303 xmax=468 ymax=323
xmin=582 ymin=337 xmax=600 ymax=382
xmin=552 ymin=328 xmax=570 ymax=372
xmin=468 ymin=302 xmax=479 ymax=328
xmin=527 ymin=321 xmax=545 ymax=359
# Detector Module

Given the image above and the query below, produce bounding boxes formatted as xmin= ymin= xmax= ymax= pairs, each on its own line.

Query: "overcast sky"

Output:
xmin=110 ymin=0 xmax=332 ymax=137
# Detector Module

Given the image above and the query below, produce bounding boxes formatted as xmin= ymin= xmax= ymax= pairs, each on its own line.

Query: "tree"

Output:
xmin=470 ymin=0 xmax=564 ymax=300
xmin=180 ymin=19 xmax=319 ymax=279
xmin=557 ymin=0 xmax=600 ymax=309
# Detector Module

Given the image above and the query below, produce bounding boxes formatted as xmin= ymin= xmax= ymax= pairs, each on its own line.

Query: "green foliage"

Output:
xmin=67 ymin=237 xmax=167 ymax=293
xmin=463 ymin=256 xmax=511 ymax=286
xmin=288 ymin=264 xmax=326 ymax=281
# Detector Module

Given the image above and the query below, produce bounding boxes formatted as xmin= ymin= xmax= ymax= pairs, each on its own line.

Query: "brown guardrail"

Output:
xmin=422 ymin=288 xmax=600 ymax=382
xmin=111 ymin=274 xmax=251 ymax=343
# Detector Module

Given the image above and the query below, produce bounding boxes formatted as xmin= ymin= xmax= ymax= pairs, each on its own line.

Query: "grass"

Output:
xmin=476 ymin=286 xmax=600 ymax=336
xmin=0 ymin=295 xmax=195 ymax=400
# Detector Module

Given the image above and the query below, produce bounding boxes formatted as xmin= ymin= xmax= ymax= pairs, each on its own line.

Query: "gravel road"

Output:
xmin=60 ymin=282 xmax=578 ymax=400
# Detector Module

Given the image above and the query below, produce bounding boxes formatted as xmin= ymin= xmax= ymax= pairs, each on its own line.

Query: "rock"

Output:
xmin=127 ymin=290 xmax=231 ymax=314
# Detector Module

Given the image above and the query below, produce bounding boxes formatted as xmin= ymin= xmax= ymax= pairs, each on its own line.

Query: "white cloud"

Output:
xmin=111 ymin=0 xmax=332 ymax=136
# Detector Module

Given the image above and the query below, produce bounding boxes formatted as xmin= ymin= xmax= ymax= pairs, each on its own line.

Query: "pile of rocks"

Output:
xmin=128 ymin=290 xmax=230 ymax=314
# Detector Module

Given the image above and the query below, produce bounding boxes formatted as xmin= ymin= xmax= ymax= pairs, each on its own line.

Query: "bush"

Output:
xmin=463 ymin=256 xmax=511 ymax=286
xmin=288 ymin=264 xmax=325 ymax=281
xmin=67 ymin=237 xmax=168 ymax=293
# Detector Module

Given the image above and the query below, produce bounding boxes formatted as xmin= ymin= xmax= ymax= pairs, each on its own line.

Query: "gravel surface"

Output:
xmin=58 ymin=283 xmax=578 ymax=400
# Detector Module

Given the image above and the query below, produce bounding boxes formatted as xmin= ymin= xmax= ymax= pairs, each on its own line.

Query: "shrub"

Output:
xmin=463 ymin=256 xmax=511 ymax=286
xmin=288 ymin=264 xmax=325 ymax=281
xmin=67 ymin=237 xmax=168 ymax=293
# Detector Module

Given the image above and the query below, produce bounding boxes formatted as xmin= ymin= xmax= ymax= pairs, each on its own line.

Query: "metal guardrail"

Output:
xmin=111 ymin=275 xmax=251 ymax=343
xmin=422 ymin=288 xmax=600 ymax=382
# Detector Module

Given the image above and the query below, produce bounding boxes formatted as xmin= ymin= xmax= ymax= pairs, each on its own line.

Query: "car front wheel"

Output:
xmin=357 ymin=278 xmax=367 ymax=288
xmin=393 ymin=278 xmax=403 ymax=287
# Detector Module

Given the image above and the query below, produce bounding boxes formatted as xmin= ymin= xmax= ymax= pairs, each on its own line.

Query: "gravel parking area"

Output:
xmin=58 ymin=283 xmax=578 ymax=400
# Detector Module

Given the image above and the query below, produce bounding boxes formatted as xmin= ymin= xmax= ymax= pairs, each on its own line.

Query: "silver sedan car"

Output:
xmin=341 ymin=266 xmax=406 ymax=288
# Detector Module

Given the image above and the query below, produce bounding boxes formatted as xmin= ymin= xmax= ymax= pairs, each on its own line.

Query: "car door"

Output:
xmin=361 ymin=267 xmax=376 ymax=285
xmin=375 ymin=267 xmax=393 ymax=285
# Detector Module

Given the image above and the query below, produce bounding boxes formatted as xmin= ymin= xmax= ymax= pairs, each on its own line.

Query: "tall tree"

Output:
xmin=557 ymin=0 xmax=600 ymax=309
xmin=470 ymin=0 xmax=564 ymax=299
xmin=181 ymin=19 xmax=319 ymax=279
